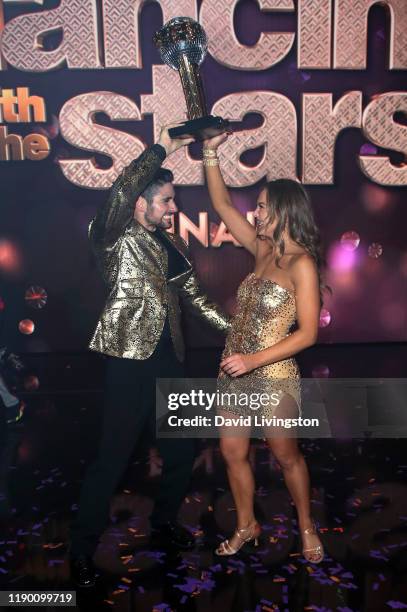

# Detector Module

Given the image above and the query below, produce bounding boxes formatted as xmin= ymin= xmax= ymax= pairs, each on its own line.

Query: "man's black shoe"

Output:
xmin=70 ymin=555 xmax=96 ymax=588
xmin=150 ymin=522 xmax=195 ymax=550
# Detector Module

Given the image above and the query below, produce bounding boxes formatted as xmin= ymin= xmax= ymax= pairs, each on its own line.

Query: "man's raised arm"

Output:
xmin=89 ymin=123 xmax=194 ymax=247
xmin=89 ymin=145 xmax=166 ymax=247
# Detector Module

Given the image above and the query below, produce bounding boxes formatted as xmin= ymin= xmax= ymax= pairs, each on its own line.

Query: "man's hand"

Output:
xmin=158 ymin=122 xmax=195 ymax=156
xmin=220 ymin=352 xmax=259 ymax=377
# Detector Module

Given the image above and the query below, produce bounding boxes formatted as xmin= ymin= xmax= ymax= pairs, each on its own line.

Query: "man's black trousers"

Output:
xmin=69 ymin=338 xmax=195 ymax=558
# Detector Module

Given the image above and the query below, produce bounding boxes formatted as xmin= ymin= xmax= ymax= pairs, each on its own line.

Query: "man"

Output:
xmin=69 ymin=124 xmax=230 ymax=587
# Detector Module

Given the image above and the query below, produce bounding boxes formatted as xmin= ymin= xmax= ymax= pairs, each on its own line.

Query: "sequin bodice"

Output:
xmin=218 ymin=272 xmax=301 ymax=413
xmin=224 ymin=273 xmax=297 ymax=356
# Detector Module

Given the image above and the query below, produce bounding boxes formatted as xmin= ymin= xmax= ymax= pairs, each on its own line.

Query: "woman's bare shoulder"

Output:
xmin=289 ymin=251 xmax=317 ymax=280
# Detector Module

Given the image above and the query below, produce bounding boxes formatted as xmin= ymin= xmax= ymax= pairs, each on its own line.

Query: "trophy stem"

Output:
xmin=178 ymin=55 xmax=207 ymax=120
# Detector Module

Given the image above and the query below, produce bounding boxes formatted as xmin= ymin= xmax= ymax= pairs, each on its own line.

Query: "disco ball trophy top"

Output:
xmin=153 ymin=17 xmax=230 ymax=140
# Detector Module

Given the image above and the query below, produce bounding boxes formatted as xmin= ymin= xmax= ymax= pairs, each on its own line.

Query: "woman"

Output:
xmin=203 ymin=133 xmax=325 ymax=563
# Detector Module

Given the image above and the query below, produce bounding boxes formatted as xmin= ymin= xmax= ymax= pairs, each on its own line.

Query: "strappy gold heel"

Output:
xmin=215 ymin=521 xmax=261 ymax=556
xmin=301 ymin=520 xmax=324 ymax=563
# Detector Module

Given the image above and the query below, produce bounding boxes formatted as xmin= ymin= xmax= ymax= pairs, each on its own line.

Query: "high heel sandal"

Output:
xmin=215 ymin=521 xmax=261 ymax=556
xmin=301 ymin=520 xmax=324 ymax=564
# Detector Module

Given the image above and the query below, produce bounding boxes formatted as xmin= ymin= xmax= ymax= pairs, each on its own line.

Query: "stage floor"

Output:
xmin=1 ymin=345 xmax=407 ymax=611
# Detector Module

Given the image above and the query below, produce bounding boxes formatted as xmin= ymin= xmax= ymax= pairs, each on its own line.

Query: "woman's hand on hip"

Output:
xmin=220 ymin=352 xmax=259 ymax=377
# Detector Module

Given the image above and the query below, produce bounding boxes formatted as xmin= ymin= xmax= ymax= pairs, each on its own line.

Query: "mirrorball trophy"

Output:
xmin=153 ymin=17 xmax=230 ymax=140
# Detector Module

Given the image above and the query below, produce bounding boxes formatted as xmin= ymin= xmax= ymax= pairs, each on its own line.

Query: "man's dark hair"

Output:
xmin=141 ymin=168 xmax=174 ymax=205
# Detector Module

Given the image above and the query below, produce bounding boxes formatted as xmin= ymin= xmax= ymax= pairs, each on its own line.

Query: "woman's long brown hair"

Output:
xmin=261 ymin=179 xmax=330 ymax=305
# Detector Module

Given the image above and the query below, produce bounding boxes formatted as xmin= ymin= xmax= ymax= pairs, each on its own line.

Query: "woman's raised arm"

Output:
xmin=203 ymin=133 xmax=257 ymax=255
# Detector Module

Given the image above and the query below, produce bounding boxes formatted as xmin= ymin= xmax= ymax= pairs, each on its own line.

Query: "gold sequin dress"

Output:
xmin=217 ymin=272 xmax=301 ymax=417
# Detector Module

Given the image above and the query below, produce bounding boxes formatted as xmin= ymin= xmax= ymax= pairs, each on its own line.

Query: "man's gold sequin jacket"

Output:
xmin=88 ymin=144 xmax=230 ymax=362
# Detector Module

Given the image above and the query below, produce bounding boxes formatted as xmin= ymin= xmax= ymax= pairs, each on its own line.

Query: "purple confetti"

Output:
xmin=370 ymin=550 xmax=390 ymax=562
xmin=174 ymin=577 xmax=216 ymax=594
xmin=48 ymin=560 xmax=64 ymax=567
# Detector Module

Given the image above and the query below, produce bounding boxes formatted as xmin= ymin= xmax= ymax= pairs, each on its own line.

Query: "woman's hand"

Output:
xmin=220 ymin=352 xmax=259 ymax=377
xmin=203 ymin=131 xmax=229 ymax=152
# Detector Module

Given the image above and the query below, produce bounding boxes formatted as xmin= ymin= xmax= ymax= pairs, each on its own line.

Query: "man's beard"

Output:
xmin=157 ymin=216 xmax=172 ymax=229
xmin=145 ymin=208 xmax=173 ymax=230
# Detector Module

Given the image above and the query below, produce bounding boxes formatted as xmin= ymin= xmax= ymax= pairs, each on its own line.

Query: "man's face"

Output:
xmin=144 ymin=182 xmax=178 ymax=230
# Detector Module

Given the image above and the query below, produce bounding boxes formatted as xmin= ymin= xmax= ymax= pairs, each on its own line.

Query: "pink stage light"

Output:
xmin=340 ymin=231 xmax=360 ymax=251
xmin=319 ymin=308 xmax=331 ymax=328
xmin=19 ymin=319 xmax=35 ymax=335
xmin=312 ymin=364 xmax=330 ymax=378
xmin=328 ymin=241 xmax=360 ymax=271
xmin=0 ymin=240 xmax=22 ymax=275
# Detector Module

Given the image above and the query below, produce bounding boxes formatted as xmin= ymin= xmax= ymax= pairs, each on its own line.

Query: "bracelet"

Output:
xmin=203 ymin=158 xmax=220 ymax=166
xmin=203 ymin=148 xmax=218 ymax=158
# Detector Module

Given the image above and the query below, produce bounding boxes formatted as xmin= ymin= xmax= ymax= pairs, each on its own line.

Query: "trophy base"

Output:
xmin=168 ymin=115 xmax=230 ymax=140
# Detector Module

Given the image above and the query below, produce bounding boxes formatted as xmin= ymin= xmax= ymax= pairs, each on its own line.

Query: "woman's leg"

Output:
xmin=217 ymin=426 xmax=262 ymax=553
xmin=220 ymin=434 xmax=254 ymax=529
xmin=264 ymin=395 xmax=323 ymax=561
